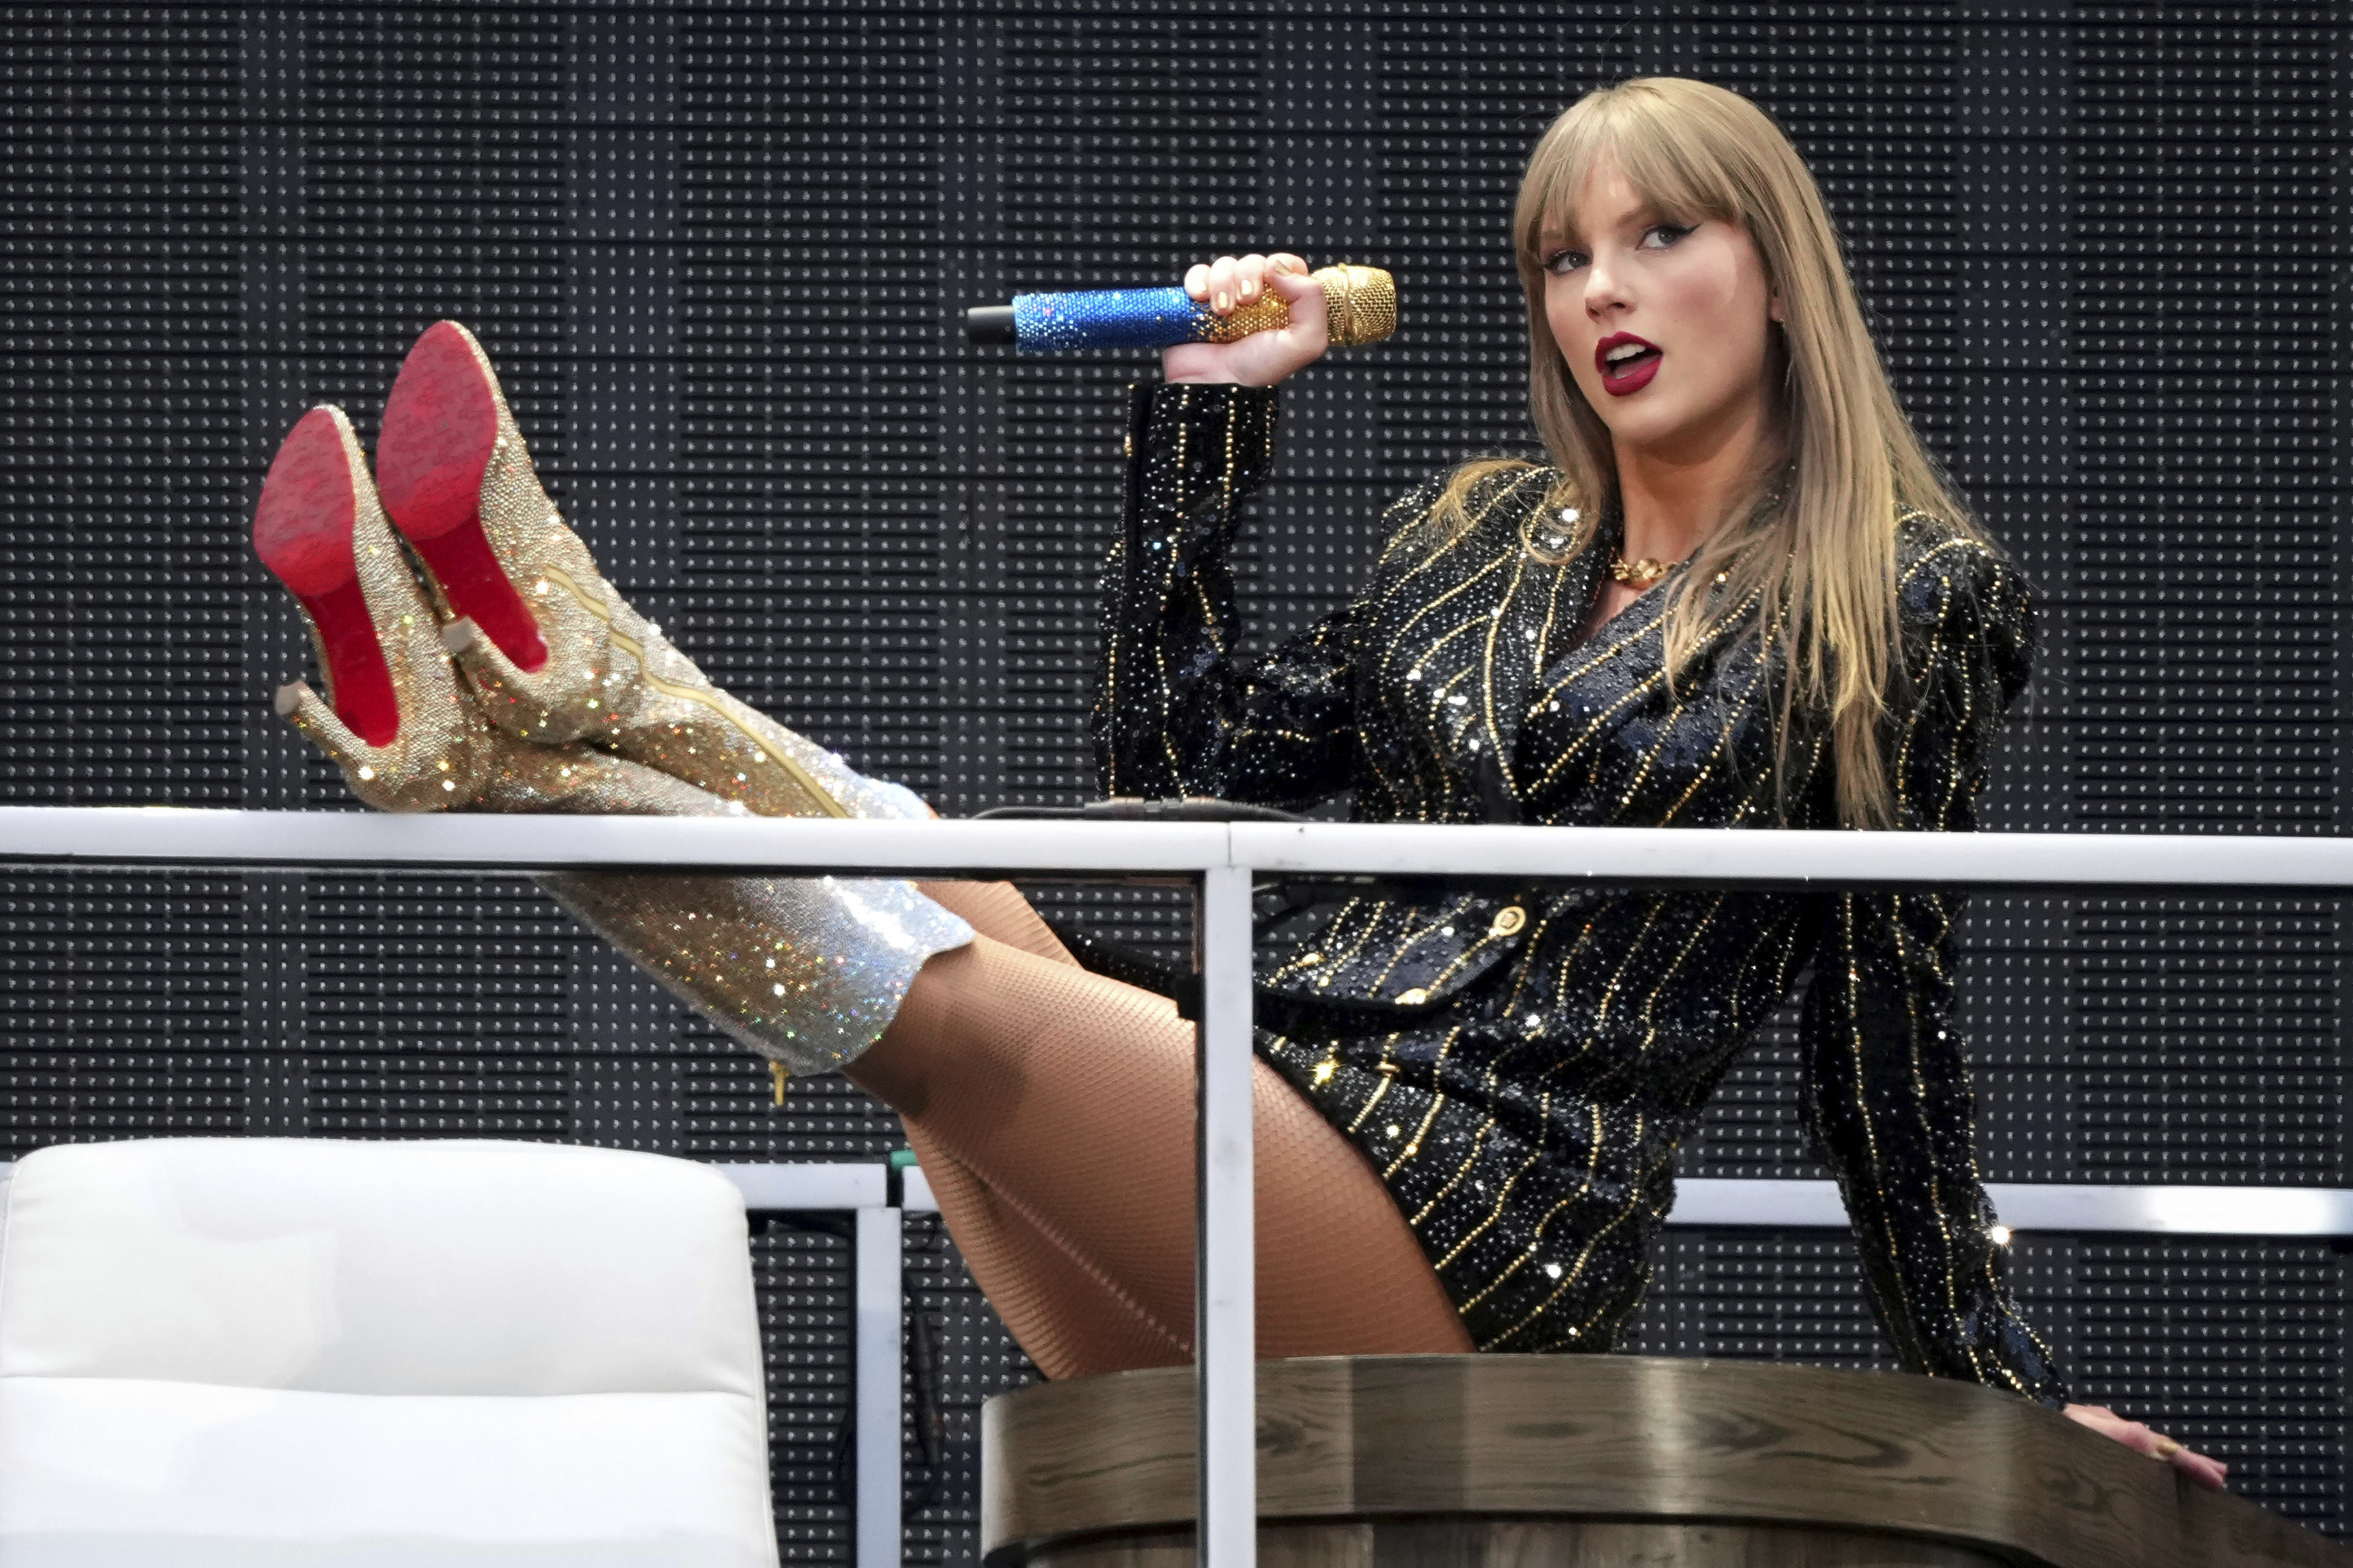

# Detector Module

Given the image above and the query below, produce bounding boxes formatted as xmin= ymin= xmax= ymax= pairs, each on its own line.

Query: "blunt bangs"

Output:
xmin=1513 ymin=89 xmax=1743 ymax=275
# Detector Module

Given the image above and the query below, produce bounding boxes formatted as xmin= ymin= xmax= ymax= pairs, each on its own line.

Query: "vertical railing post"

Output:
xmin=1196 ymin=860 xmax=1256 ymax=1568
xmin=854 ymin=1203 xmax=904 ymax=1568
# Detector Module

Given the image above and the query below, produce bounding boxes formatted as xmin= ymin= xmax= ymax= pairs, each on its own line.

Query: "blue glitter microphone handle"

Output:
xmin=965 ymin=265 xmax=1396 ymax=353
xmin=1015 ymin=286 xmax=1205 ymax=352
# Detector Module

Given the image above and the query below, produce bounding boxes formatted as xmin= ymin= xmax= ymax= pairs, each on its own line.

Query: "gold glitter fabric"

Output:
xmin=446 ymin=613 xmax=926 ymax=825
xmin=1094 ymin=382 xmax=2066 ymax=1405
xmin=269 ymin=409 xmax=716 ymax=820
xmin=264 ymin=407 xmax=970 ymax=1078
xmin=424 ymin=323 xmax=877 ymax=822
xmin=543 ymin=868 xmax=975 ymax=1077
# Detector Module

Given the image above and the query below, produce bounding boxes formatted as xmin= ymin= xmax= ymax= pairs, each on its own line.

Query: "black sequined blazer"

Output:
xmin=1091 ymin=382 xmax=2066 ymax=1405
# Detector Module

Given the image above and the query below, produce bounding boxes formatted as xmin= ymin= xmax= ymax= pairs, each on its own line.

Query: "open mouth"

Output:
xmin=1596 ymin=334 xmax=1661 ymax=396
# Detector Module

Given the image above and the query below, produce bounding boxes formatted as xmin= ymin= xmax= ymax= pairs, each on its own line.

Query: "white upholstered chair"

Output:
xmin=0 ymin=1137 xmax=780 ymax=1566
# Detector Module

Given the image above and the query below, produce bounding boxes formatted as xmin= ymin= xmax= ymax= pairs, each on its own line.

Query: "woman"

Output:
xmin=250 ymin=77 xmax=2218 ymax=1483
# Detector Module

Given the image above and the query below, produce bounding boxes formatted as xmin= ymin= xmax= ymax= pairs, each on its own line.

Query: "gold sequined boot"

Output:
xmin=543 ymin=869 xmax=972 ymax=1079
xmin=373 ymin=320 xmax=902 ymax=823
xmin=252 ymin=404 xmax=706 ymax=817
xmin=252 ymin=405 xmax=973 ymax=1080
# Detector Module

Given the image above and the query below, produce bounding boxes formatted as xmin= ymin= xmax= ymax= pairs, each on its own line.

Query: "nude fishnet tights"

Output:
xmin=847 ymin=922 xmax=1471 ymax=1379
xmin=320 ymin=332 xmax=1466 ymax=1379
xmin=490 ymin=691 xmax=1464 ymax=1374
xmin=911 ymin=881 xmax=1073 ymax=968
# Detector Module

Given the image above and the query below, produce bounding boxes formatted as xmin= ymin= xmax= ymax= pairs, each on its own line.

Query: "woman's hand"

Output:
xmin=2063 ymin=1403 xmax=2228 ymax=1491
xmin=1163 ymin=252 xmax=1328 ymax=387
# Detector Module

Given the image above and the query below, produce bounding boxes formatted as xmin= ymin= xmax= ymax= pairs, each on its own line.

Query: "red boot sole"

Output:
xmin=252 ymin=409 xmax=401 ymax=747
xmin=376 ymin=322 xmax=550 ymax=672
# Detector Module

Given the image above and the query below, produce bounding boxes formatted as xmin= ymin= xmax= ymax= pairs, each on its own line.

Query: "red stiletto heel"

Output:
xmin=375 ymin=321 xmax=550 ymax=672
xmin=252 ymin=408 xmax=401 ymax=747
xmin=364 ymin=319 xmax=870 ymax=819
xmin=250 ymin=403 xmax=725 ymax=819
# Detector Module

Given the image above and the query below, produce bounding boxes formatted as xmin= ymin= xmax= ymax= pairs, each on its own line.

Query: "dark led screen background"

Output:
xmin=5 ymin=1 xmax=2352 ymax=1554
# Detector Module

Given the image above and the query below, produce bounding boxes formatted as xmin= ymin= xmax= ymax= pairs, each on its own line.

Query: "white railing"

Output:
xmin=7 ymin=804 xmax=2353 ymax=1568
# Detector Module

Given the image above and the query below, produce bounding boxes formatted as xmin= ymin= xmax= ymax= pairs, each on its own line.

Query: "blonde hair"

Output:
xmin=1436 ymin=77 xmax=1983 ymax=828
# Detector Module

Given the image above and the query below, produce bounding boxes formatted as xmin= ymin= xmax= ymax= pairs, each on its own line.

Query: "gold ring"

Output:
xmin=2151 ymin=1435 xmax=2182 ymax=1459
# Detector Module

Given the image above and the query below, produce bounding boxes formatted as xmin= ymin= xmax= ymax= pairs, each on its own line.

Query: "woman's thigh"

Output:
xmin=852 ymin=934 xmax=1471 ymax=1372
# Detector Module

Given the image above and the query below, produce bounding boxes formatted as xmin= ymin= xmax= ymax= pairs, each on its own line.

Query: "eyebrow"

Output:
xmin=1540 ymin=200 xmax=1669 ymax=250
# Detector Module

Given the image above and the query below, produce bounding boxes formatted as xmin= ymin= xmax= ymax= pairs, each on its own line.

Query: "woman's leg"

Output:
xmin=852 ymin=936 xmax=1473 ymax=1370
xmin=898 ymin=882 xmax=1206 ymax=1373
xmin=912 ymin=880 xmax=1076 ymax=968
xmin=258 ymin=347 xmax=1468 ymax=1374
xmin=554 ymin=863 xmax=1459 ymax=1372
xmin=901 ymin=1126 xmax=1192 ymax=1376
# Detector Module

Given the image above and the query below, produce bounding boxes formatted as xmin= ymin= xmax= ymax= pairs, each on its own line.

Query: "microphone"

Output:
xmin=964 ymin=264 xmax=1396 ymax=353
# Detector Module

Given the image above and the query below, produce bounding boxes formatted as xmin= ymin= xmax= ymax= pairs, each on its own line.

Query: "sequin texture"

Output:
xmin=269 ymin=406 xmax=696 ymax=821
xmin=416 ymin=325 xmax=858 ymax=821
xmin=269 ymin=388 xmax=970 ymax=1079
xmin=1010 ymin=266 xmax=1394 ymax=352
xmin=545 ymin=866 xmax=973 ymax=1078
xmin=532 ymin=747 xmax=971 ymax=1078
xmin=1015 ymin=287 xmax=1217 ymax=352
xmin=1094 ymin=383 xmax=2065 ymax=1404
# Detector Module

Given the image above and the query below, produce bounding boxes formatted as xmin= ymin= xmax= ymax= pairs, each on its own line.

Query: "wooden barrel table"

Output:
xmin=983 ymin=1355 xmax=2350 ymax=1568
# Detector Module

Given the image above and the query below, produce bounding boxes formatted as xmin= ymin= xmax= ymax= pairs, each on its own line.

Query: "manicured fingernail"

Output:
xmin=1215 ymin=291 xmax=1230 ymax=312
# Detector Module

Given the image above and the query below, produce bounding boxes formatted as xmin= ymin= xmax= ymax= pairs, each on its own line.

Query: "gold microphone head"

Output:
xmin=1313 ymin=263 xmax=1397 ymax=347
xmin=1202 ymin=263 xmax=1399 ymax=347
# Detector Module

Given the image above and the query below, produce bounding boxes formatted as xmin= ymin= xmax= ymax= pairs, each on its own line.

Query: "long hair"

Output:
xmin=1434 ymin=77 xmax=1983 ymax=828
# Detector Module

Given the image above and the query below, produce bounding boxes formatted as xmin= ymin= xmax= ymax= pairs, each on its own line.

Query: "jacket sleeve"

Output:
xmin=1797 ymin=537 xmax=2070 ymax=1405
xmin=1091 ymin=381 xmax=1360 ymax=807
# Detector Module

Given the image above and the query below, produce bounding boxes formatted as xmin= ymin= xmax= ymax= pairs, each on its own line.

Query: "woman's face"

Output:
xmin=1539 ymin=158 xmax=1782 ymax=462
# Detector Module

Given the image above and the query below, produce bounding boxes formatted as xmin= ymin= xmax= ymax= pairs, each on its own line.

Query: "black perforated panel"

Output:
xmin=753 ymin=1214 xmax=860 ymax=1565
xmin=3 ymin=3 xmax=2350 ymax=1552
xmin=902 ymin=1212 xmax=1040 ymax=1568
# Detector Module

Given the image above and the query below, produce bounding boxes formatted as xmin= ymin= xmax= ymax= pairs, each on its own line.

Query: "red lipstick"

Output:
xmin=1595 ymin=332 xmax=1661 ymax=396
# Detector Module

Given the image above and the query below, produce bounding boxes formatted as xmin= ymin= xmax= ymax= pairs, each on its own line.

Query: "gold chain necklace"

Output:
xmin=1609 ymin=555 xmax=1678 ymax=587
xmin=1606 ymin=464 xmax=1792 ymax=589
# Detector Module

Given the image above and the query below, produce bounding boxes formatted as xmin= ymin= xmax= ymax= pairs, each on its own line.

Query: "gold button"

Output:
xmin=1490 ymin=905 xmax=1527 ymax=937
xmin=1395 ymin=987 xmax=1429 ymax=1006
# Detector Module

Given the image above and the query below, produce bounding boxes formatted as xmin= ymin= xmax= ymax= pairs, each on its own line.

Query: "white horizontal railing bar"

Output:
xmin=8 ymin=806 xmax=2353 ymax=890
xmin=1671 ymin=1178 xmax=2353 ymax=1236
xmin=717 ymin=1161 xmax=887 ymax=1212
xmin=0 ymin=807 xmax=1231 ymax=879
xmin=1221 ymin=820 xmax=2353 ymax=890
xmin=902 ymin=1169 xmax=2349 ymax=1238
xmin=1 ymin=1159 xmax=2333 ymax=1238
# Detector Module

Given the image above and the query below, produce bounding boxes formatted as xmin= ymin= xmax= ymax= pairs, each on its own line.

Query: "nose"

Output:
xmin=1583 ymin=247 xmax=1633 ymax=321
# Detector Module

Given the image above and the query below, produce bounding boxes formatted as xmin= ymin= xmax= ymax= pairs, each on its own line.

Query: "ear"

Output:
xmin=1768 ymin=293 xmax=1786 ymax=325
